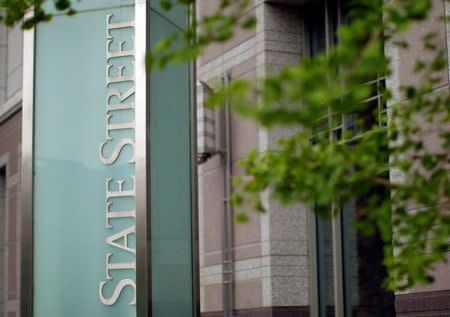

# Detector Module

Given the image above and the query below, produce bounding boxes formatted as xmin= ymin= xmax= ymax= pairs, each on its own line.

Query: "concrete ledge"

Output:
xmin=0 ymin=90 xmax=21 ymax=123
xmin=396 ymin=290 xmax=450 ymax=316
xmin=202 ymin=306 xmax=310 ymax=317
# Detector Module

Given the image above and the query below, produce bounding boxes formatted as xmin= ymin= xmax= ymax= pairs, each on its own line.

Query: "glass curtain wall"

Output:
xmin=305 ymin=0 xmax=395 ymax=316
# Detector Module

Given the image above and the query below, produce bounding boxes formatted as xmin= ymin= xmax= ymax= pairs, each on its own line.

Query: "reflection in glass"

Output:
xmin=316 ymin=208 xmax=335 ymax=317
xmin=341 ymin=200 xmax=395 ymax=316
xmin=0 ymin=167 xmax=5 ymax=315
xmin=306 ymin=0 xmax=327 ymax=57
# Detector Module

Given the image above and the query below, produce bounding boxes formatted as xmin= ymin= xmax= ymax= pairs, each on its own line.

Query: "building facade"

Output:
xmin=0 ymin=21 xmax=22 ymax=317
xmin=0 ymin=0 xmax=448 ymax=316
xmin=196 ymin=0 xmax=450 ymax=316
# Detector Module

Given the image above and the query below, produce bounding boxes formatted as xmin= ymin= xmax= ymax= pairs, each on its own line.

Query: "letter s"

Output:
xmin=99 ymin=279 xmax=136 ymax=305
xmin=99 ymin=138 xmax=135 ymax=165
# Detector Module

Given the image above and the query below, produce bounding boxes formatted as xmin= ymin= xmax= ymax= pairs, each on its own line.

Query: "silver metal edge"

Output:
xmin=190 ymin=59 xmax=200 ymax=317
xmin=20 ymin=11 xmax=35 ymax=317
xmin=135 ymin=0 xmax=150 ymax=316
xmin=189 ymin=2 xmax=200 ymax=315
xmin=332 ymin=209 xmax=344 ymax=317
xmin=307 ymin=208 xmax=319 ymax=317
xmin=302 ymin=10 xmax=319 ymax=316
xmin=326 ymin=0 xmax=344 ymax=314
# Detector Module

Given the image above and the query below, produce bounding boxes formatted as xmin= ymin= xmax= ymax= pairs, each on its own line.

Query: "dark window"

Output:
xmin=306 ymin=1 xmax=394 ymax=316
xmin=0 ymin=167 xmax=5 ymax=316
xmin=305 ymin=0 xmax=327 ymax=57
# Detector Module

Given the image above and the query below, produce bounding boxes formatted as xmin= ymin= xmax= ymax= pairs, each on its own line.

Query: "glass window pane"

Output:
xmin=33 ymin=6 xmax=137 ymax=316
xmin=150 ymin=10 xmax=194 ymax=316
xmin=0 ymin=167 xmax=5 ymax=315
xmin=341 ymin=200 xmax=395 ymax=316
xmin=306 ymin=1 xmax=327 ymax=57
xmin=316 ymin=208 xmax=335 ymax=317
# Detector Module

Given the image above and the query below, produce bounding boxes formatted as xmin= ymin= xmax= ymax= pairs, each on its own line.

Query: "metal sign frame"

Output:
xmin=20 ymin=1 xmax=198 ymax=316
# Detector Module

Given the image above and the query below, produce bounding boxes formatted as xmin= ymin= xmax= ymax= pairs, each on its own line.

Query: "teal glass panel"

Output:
xmin=150 ymin=1 xmax=188 ymax=29
xmin=33 ymin=4 xmax=136 ymax=317
xmin=150 ymin=10 xmax=193 ymax=317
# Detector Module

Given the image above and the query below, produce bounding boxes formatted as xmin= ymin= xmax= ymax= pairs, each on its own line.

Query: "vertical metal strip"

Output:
xmin=332 ymin=205 xmax=344 ymax=317
xmin=20 ymin=11 xmax=35 ymax=317
xmin=135 ymin=1 xmax=150 ymax=316
xmin=334 ymin=2 xmax=346 ymax=315
xmin=220 ymin=77 xmax=228 ymax=317
xmin=220 ymin=73 xmax=235 ymax=317
xmin=224 ymin=73 xmax=235 ymax=316
xmin=190 ymin=64 xmax=200 ymax=317
xmin=325 ymin=0 xmax=345 ymax=315
xmin=324 ymin=0 xmax=330 ymax=58
xmin=189 ymin=2 xmax=200 ymax=316
xmin=307 ymin=209 xmax=319 ymax=317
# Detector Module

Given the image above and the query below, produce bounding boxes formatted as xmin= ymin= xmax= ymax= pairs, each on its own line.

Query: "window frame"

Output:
xmin=304 ymin=1 xmax=390 ymax=317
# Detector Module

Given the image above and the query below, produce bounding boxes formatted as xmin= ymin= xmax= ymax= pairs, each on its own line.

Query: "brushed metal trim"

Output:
xmin=190 ymin=59 xmax=200 ymax=317
xmin=220 ymin=73 xmax=235 ymax=317
xmin=20 ymin=10 xmax=35 ymax=317
xmin=135 ymin=0 xmax=151 ymax=316
xmin=307 ymin=208 xmax=319 ymax=317
xmin=189 ymin=2 xmax=200 ymax=313
xmin=332 ymin=2 xmax=345 ymax=315
xmin=332 ymin=206 xmax=344 ymax=317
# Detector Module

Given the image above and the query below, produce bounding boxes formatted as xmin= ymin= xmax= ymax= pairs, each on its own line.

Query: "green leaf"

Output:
xmin=235 ymin=213 xmax=249 ymax=224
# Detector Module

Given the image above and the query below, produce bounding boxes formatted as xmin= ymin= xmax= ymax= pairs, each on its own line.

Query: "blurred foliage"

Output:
xmin=0 ymin=0 xmax=76 ymax=28
xmin=1 ymin=0 xmax=449 ymax=292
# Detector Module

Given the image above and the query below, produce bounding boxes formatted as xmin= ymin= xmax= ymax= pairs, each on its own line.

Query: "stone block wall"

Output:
xmin=0 ymin=111 xmax=22 ymax=317
xmin=198 ymin=1 xmax=311 ymax=315
xmin=387 ymin=0 xmax=450 ymax=315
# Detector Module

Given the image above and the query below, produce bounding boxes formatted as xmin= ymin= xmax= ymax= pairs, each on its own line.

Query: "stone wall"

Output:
xmin=0 ymin=111 xmax=22 ymax=317
xmin=198 ymin=1 xmax=311 ymax=314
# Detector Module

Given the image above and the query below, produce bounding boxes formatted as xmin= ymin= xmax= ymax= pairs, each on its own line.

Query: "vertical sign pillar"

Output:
xmin=21 ymin=1 xmax=197 ymax=316
xmin=148 ymin=2 xmax=196 ymax=316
